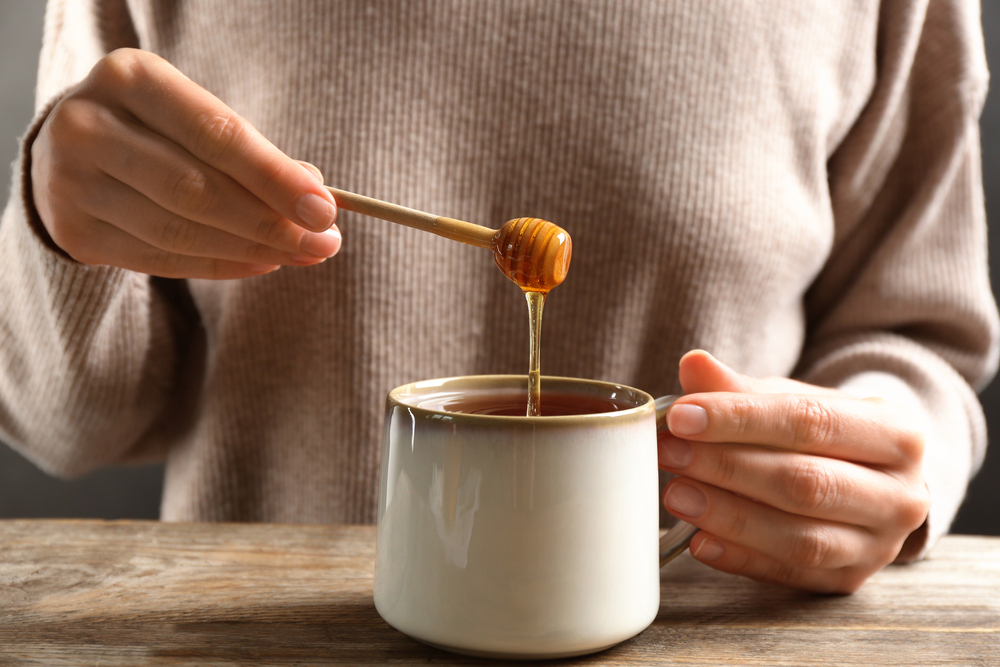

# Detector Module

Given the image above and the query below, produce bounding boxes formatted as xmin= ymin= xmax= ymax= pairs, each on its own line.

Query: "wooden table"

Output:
xmin=0 ymin=521 xmax=996 ymax=666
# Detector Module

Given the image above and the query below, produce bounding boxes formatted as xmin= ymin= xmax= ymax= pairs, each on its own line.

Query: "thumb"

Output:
xmin=677 ymin=350 xmax=753 ymax=395
xmin=677 ymin=350 xmax=841 ymax=398
xmin=297 ymin=160 xmax=326 ymax=184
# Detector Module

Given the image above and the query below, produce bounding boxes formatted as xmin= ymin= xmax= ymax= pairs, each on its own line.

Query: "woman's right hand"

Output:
xmin=30 ymin=48 xmax=342 ymax=280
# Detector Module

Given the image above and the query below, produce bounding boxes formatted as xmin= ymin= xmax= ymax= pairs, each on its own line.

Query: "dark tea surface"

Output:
xmin=416 ymin=391 xmax=638 ymax=416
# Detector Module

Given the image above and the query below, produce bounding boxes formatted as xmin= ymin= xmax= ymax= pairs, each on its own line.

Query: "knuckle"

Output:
xmin=790 ymin=396 xmax=837 ymax=450
xmin=44 ymin=101 xmax=76 ymax=139
xmin=244 ymin=242 xmax=276 ymax=264
xmin=896 ymin=427 xmax=926 ymax=465
xmin=897 ymin=483 xmax=931 ymax=531
xmin=715 ymin=449 xmax=739 ymax=487
xmin=35 ymin=155 xmax=73 ymax=203
xmin=254 ymin=213 xmax=290 ymax=247
xmin=92 ymin=48 xmax=147 ymax=91
xmin=142 ymin=247 xmax=183 ymax=277
xmin=46 ymin=98 xmax=99 ymax=146
xmin=43 ymin=209 xmax=88 ymax=258
xmin=754 ymin=559 xmax=799 ymax=588
xmin=187 ymin=110 xmax=247 ymax=163
xmin=785 ymin=459 xmax=839 ymax=513
xmin=158 ymin=217 xmax=201 ymax=254
xmin=721 ymin=502 xmax=751 ymax=541
xmin=870 ymin=398 xmax=926 ymax=466
xmin=790 ymin=525 xmax=835 ymax=569
xmin=253 ymin=160 xmax=289 ymax=201
xmin=728 ymin=396 xmax=755 ymax=438
xmin=727 ymin=543 xmax=754 ymax=574
xmin=168 ymin=168 xmax=215 ymax=217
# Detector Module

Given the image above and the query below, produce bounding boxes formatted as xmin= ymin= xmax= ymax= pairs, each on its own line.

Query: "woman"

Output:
xmin=1 ymin=0 xmax=995 ymax=593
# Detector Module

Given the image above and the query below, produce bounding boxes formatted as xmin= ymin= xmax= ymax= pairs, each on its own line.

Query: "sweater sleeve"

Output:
xmin=0 ymin=0 xmax=194 ymax=476
xmin=798 ymin=0 xmax=999 ymax=559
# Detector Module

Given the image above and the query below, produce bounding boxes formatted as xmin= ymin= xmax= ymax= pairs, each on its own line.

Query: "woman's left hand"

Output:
xmin=658 ymin=350 xmax=930 ymax=593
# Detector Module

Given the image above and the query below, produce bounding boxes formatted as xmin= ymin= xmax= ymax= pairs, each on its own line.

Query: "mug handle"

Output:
xmin=655 ymin=395 xmax=699 ymax=567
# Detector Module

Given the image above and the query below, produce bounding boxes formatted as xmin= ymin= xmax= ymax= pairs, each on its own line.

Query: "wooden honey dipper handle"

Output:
xmin=325 ymin=186 xmax=496 ymax=249
xmin=326 ymin=185 xmax=572 ymax=292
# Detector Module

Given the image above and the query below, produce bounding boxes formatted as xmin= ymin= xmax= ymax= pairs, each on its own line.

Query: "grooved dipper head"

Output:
xmin=492 ymin=217 xmax=572 ymax=293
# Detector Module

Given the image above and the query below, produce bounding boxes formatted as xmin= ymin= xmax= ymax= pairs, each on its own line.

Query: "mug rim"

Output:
xmin=387 ymin=374 xmax=655 ymax=425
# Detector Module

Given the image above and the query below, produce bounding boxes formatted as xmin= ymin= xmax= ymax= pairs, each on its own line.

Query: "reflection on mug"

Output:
xmin=430 ymin=460 xmax=481 ymax=569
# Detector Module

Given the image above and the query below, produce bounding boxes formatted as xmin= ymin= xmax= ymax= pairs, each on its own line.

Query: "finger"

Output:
xmin=687 ymin=532 xmax=871 ymax=594
xmin=297 ymin=160 xmax=325 ymax=184
xmin=678 ymin=349 xmax=840 ymax=397
xmin=666 ymin=391 xmax=924 ymax=466
xmin=86 ymin=107 xmax=342 ymax=259
xmin=662 ymin=477 xmax=877 ymax=571
xmin=64 ymin=215 xmax=280 ymax=280
xmin=657 ymin=432 xmax=927 ymax=529
xmin=76 ymin=172 xmax=333 ymax=267
xmin=87 ymin=49 xmax=338 ymax=232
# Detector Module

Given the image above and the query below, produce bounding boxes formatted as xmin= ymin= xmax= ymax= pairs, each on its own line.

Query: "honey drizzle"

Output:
xmin=524 ymin=290 xmax=545 ymax=417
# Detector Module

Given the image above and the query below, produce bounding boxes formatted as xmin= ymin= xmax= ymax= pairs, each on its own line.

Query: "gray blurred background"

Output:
xmin=1 ymin=2 xmax=998 ymax=534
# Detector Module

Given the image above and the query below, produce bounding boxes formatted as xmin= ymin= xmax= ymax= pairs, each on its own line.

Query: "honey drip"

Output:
xmin=525 ymin=290 xmax=545 ymax=416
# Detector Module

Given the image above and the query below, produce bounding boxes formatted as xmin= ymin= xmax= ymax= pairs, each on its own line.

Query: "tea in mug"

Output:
xmin=416 ymin=389 xmax=637 ymax=416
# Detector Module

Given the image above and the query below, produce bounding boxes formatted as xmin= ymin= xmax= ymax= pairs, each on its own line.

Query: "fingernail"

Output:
xmin=658 ymin=438 xmax=691 ymax=469
xmin=289 ymin=254 xmax=327 ymax=265
xmin=668 ymin=404 xmax=708 ymax=436
xmin=246 ymin=264 xmax=280 ymax=275
xmin=692 ymin=537 xmax=724 ymax=561
xmin=664 ymin=483 xmax=707 ymax=518
xmin=299 ymin=226 xmax=342 ymax=258
xmin=295 ymin=193 xmax=337 ymax=231
xmin=299 ymin=162 xmax=325 ymax=185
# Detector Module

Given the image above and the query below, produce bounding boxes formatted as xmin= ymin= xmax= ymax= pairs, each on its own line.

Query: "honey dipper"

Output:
xmin=326 ymin=186 xmax=572 ymax=292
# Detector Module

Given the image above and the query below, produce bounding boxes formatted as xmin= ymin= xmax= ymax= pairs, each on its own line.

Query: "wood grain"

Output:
xmin=0 ymin=520 xmax=996 ymax=666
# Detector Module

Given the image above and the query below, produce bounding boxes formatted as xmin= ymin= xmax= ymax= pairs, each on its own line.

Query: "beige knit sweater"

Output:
xmin=1 ymin=0 xmax=996 ymax=558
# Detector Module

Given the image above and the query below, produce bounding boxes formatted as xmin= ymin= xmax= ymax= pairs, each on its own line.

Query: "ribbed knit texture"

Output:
xmin=1 ymin=0 xmax=996 ymax=558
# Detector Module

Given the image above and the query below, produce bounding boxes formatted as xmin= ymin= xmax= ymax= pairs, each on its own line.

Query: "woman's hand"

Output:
xmin=658 ymin=350 xmax=930 ymax=593
xmin=30 ymin=48 xmax=341 ymax=279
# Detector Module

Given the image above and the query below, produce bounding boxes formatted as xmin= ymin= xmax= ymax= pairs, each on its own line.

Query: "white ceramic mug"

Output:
xmin=373 ymin=375 xmax=697 ymax=660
